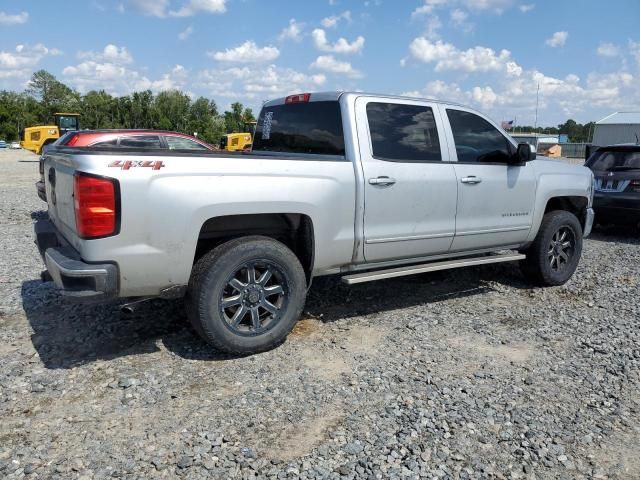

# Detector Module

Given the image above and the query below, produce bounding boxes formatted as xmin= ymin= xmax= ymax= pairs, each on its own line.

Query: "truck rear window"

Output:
xmin=587 ymin=149 xmax=640 ymax=172
xmin=253 ymin=101 xmax=345 ymax=156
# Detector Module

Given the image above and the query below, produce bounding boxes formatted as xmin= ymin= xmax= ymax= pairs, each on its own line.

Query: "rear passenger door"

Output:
xmin=443 ymin=108 xmax=536 ymax=251
xmin=356 ymin=97 xmax=458 ymax=263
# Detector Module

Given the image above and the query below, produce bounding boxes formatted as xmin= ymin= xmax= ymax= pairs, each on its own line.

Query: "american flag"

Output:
xmin=501 ymin=120 xmax=514 ymax=130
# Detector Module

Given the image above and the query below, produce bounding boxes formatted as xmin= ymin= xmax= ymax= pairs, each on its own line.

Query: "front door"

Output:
xmin=443 ymin=108 xmax=536 ymax=251
xmin=355 ymin=97 xmax=458 ymax=263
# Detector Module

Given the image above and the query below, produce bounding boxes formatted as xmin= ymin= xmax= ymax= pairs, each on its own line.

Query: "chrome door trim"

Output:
xmin=365 ymin=232 xmax=455 ymax=244
xmin=455 ymin=225 xmax=531 ymax=236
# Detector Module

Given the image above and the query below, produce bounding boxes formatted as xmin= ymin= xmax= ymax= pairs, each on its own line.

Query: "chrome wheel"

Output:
xmin=218 ymin=262 xmax=287 ymax=336
xmin=547 ymin=226 xmax=575 ymax=272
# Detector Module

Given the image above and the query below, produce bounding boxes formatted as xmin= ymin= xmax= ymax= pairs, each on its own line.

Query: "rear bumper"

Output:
xmin=35 ymin=218 xmax=118 ymax=302
xmin=36 ymin=181 xmax=47 ymax=202
xmin=593 ymin=193 xmax=640 ymax=224
xmin=584 ymin=208 xmax=595 ymax=238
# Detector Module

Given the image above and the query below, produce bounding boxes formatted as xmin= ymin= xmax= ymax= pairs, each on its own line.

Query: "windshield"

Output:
xmin=587 ymin=149 xmax=640 ymax=171
xmin=57 ymin=116 xmax=79 ymax=130
xmin=253 ymin=101 xmax=345 ymax=156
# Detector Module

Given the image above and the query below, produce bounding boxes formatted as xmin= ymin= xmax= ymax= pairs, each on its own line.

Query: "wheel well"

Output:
xmin=194 ymin=213 xmax=314 ymax=283
xmin=544 ymin=196 xmax=588 ymax=230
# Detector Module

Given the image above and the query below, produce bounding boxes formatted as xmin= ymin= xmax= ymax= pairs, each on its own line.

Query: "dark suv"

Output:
xmin=586 ymin=144 xmax=640 ymax=227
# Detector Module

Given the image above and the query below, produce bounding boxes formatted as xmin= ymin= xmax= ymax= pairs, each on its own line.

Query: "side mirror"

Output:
xmin=512 ymin=143 xmax=534 ymax=164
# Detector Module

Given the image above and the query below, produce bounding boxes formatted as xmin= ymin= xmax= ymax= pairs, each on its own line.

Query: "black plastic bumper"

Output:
xmin=34 ymin=218 xmax=118 ymax=302
xmin=593 ymin=193 xmax=640 ymax=224
xmin=36 ymin=181 xmax=47 ymax=202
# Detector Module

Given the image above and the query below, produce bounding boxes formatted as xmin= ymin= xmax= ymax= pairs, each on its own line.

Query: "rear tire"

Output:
xmin=520 ymin=210 xmax=583 ymax=286
xmin=186 ymin=236 xmax=307 ymax=355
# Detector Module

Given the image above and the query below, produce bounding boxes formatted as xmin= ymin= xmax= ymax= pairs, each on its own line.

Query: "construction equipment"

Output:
xmin=220 ymin=121 xmax=256 ymax=152
xmin=21 ymin=113 xmax=80 ymax=154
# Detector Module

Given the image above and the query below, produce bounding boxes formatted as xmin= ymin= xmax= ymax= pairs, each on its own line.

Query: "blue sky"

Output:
xmin=1 ymin=0 xmax=639 ymax=125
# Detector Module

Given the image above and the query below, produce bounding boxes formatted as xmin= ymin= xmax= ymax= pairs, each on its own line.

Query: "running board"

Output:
xmin=341 ymin=252 xmax=526 ymax=285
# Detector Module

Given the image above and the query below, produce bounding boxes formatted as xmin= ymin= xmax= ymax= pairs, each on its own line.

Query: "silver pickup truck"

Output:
xmin=35 ymin=91 xmax=594 ymax=354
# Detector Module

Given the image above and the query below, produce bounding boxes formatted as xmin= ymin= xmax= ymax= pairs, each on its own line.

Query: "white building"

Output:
xmin=593 ymin=112 xmax=640 ymax=146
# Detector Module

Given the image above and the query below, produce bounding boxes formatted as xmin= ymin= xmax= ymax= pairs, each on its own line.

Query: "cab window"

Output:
xmin=447 ymin=109 xmax=514 ymax=163
xmin=366 ymin=103 xmax=441 ymax=162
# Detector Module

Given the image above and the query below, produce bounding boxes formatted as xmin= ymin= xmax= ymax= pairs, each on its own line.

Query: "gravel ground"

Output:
xmin=1 ymin=148 xmax=639 ymax=479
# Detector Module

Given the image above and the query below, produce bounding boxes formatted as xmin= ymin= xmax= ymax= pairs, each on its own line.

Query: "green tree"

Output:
xmin=187 ymin=97 xmax=225 ymax=143
xmin=224 ymin=102 xmax=255 ymax=133
xmin=153 ymin=90 xmax=191 ymax=131
xmin=25 ymin=70 xmax=80 ymax=123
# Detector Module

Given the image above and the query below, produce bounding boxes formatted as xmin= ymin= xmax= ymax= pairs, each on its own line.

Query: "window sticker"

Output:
xmin=262 ymin=111 xmax=273 ymax=140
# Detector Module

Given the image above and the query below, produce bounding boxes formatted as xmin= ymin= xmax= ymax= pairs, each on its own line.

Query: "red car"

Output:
xmin=37 ymin=130 xmax=215 ymax=201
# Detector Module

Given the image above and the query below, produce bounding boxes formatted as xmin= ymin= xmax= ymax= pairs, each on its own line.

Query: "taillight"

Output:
xmin=74 ymin=173 xmax=119 ymax=239
xmin=67 ymin=134 xmax=80 ymax=146
xmin=285 ymin=93 xmax=311 ymax=104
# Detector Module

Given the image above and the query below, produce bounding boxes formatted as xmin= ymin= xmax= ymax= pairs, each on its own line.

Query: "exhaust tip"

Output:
xmin=120 ymin=306 xmax=135 ymax=315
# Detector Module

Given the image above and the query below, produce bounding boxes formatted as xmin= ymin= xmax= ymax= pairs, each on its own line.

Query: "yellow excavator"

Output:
xmin=21 ymin=113 xmax=81 ymax=154
xmin=220 ymin=121 xmax=257 ymax=152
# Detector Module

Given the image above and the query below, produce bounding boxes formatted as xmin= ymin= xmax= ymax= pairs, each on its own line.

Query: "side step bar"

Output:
xmin=341 ymin=252 xmax=526 ymax=285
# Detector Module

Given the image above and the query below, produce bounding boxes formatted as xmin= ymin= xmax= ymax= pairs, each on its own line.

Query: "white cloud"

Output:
xmin=0 ymin=11 xmax=29 ymax=25
xmin=413 ymin=0 xmax=514 ymax=16
xmin=0 ymin=44 xmax=61 ymax=85
xmin=128 ymin=0 xmax=226 ymax=17
xmin=408 ymin=37 xmax=522 ymax=75
xmin=404 ymin=65 xmax=640 ymax=125
xmin=312 ymin=29 xmax=365 ymax=54
xmin=545 ymin=31 xmax=568 ymax=48
xmin=450 ymin=8 xmax=468 ymax=24
xmin=310 ymin=55 xmax=362 ymax=78
xmin=178 ymin=25 xmax=193 ymax=40
xmin=64 ymin=61 xmax=188 ymax=95
xmin=170 ymin=0 xmax=226 ymax=17
xmin=519 ymin=3 xmax=535 ymax=12
xmin=596 ymin=42 xmax=620 ymax=58
xmin=463 ymin=0 xmax=513 ymax=12
xmin=196 ymin=65 xmax=326 ymax=100
xmin=78 ymin=44 xmax=133 ymax=64
xmin=209 ymin=41 xmax=280 ymax=63
xmin=424 ymin=15 xmax=443 ymax=39
xmin=412 ymin=0 xmax=449 ymax=17
xmin=129 ymin=0 xmax=169 ymax=16
xmin=321 ymin=11 xmax=352 ymax=28
xmin=279 ymin=19 xmax=304 ymax=42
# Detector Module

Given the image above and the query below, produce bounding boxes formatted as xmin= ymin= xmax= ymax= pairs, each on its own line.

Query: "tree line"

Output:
xmin=0 ymin=70 xmax=255 ymax=144
xmin=508 ymin=119 xmax=596 ymax=143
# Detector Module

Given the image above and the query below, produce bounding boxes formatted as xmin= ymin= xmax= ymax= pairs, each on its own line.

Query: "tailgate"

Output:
xmin=44 ymin=151 xmax=80 ymax=246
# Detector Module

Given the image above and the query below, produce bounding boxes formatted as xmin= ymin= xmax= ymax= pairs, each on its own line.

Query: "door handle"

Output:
xmin=461 ymin=176 xmax=482 ymax=184
xmin=368 ymin=176 xmax=396 ymax=186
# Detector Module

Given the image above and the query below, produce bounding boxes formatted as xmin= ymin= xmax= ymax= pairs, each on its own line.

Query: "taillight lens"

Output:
xmin=74 ymin=173 xmax=119 ymax=239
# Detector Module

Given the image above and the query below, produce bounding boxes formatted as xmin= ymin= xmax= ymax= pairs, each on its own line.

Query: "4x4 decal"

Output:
xmin=108 ymin=160 xmax=165 ymax=170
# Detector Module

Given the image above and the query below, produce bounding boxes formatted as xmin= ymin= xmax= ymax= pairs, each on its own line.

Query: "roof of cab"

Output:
xmin=261 ymin=91 xmax=472 ymax=110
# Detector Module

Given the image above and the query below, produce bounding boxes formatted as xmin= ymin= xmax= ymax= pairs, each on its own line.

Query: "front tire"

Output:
xmin=186 ymin=236 xmax=307 ymax=355
xmin=520 ymin=210 xmax=583 ymax=286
